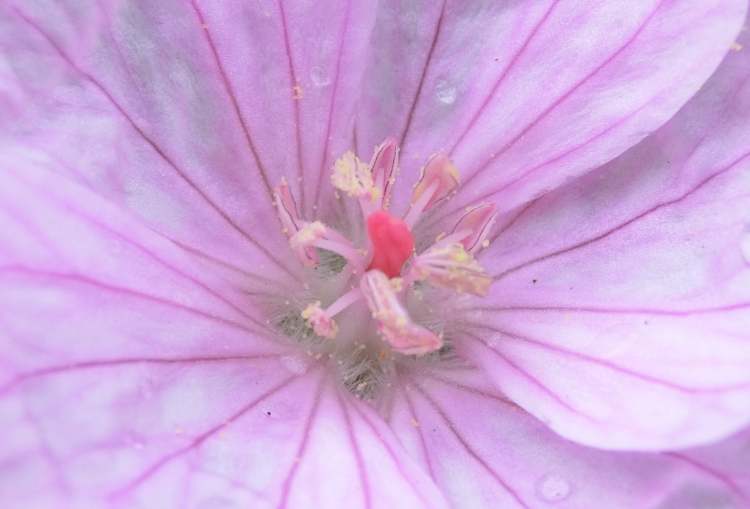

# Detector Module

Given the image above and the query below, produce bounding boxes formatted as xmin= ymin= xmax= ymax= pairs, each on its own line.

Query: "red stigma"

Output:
xmin=366 ymin=210 xmax=414 ymax=278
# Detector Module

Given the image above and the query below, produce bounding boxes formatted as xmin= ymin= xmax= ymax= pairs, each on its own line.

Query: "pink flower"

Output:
xmin=2 ymin=1 xmax=750 ymax=507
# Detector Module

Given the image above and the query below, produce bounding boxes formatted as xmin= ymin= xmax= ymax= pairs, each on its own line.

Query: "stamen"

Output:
xmin=331 ymin=151 xmax=380 ymax=216
xmin=360 ymin=270 xmax=442 ymax=355
xmin=301 ymin=302 xmax=338 ymax=339
xmin=446 ymin=203 xmax=497 ymax=254
xmin=410 ymin=242 xmax=491 ymax=296
xmin=404 ymin=154 xmax=459 ymax=226
xmin=289 ymin=221 xmax=364 ymax=271
xmin=366 ymin=210 xmax=414 ymax=278
xmin=301 ymin=287 xmax=363 ymax=340
xmin=369 ymin=138 xmax=399 ymax=210
xmin=275 ymin=178 xmax=318 ymax=266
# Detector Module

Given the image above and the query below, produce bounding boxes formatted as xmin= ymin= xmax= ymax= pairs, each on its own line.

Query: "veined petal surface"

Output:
xmin=0 ymin=156 xmax=445 ymax=509
xmin=462 ymin=26 xmax=750 ymax=450
xmin=390 ymin=365 xmax=750 ymax=508
xmin=0 ymin=0 xmax=377 ymax=284
xmin=358 ymin=0 xmax=746 ymax=221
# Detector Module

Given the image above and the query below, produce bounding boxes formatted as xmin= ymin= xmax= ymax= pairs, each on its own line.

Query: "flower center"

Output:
xmin=366 ymin=210 xmax=414 ymax=278
xmin=273 ymin=138 xmax=497 ymax=361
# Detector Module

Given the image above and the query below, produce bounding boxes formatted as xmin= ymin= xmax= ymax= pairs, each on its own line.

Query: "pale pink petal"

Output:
xmin=461 ymin=30 xmax=750 ymax=449
xmin=0 ymin=0 xmax=376 ymax=282
xmin=0 ymin=157 xmax=445 ymax=508
xmin=390 ymin=365 xmax=750 ymax=508
xmin=357 ymin=0 xmax=746 ymax=220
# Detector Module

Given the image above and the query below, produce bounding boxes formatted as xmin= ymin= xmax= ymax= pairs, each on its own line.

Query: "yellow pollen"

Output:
xmin=390 ymin=277 xmax=404 ymax=292
xmin=291 ymin=221 xmax=326 ymax=248
xmin=417 ymin=243 xmax=492 ymax=296
xmin=331 ymin=151 xmax=379 ymax=201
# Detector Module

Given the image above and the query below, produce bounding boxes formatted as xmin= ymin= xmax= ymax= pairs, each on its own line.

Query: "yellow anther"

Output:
xmin=331 ymin=151 xmax=379 ymax=201
xmin=290 ymin=221 xmax=326 ymax=249
xmin=414 ymin=243 xmax=492 ymax=296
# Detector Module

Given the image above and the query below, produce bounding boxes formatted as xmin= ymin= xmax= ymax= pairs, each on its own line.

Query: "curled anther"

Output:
xmin=331 ymin=151 xmax=380 ymax=203
xmin=450 ymin=202 xmax=497 ymax=254
xmin=411 ymin=243 xmax=491 ymax=296
xmin=360 ymin=270 xmax=442 ymax=355
xmin=301 ymin=301 xmax=338 ymax=339
xmin=405 ymin=154 xmax=460 ymax=227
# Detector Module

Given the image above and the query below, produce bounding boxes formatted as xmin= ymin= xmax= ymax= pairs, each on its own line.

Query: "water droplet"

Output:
xmin=536 ymin=474 xmax=571 ymax=503
xmin=280 ymin=354 xmax=309 ymax=375
xmin=435 ymin=80 xmax=456 ymax=105
xmin=310 ymin=66 xmax=331 ymax=87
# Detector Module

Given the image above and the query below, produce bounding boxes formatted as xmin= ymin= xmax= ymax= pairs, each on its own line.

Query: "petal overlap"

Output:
xmin=462 ymin=27 xmax=750 ymax=449
xmin=390 ymin=365 xmax=750 ymax=508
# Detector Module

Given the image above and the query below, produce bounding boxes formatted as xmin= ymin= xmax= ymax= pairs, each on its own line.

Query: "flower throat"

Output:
xmin=274 ymin=138 xmax=496 ymax=357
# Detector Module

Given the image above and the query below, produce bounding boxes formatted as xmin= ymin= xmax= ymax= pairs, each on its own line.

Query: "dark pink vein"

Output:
xmin=448 ymin=0 xmax=560 ymax=156
xmin=0 ymin=266 xmax=270 ymax=336
xmin=349 ymin=401 xmax=437 ymax=507
xmin=110 ymin=373 xmax=297 ymax=498
xmin=277 ymin=0 xmax=307 ymax=214
xmin=664 ymin=452 xmax=748 ymax=502
xmin=7 ymin=168 xmax=256 ymax=323
xmin=400 ymin=384 xmax=436 ymax=480
xmin=33 ymin=147 xmax=276 ymax=290
xmin=430 ymin=98 xmax=649 ymax=230
xmin=464 ymin=334 xmax=590 ymax=420
xmin=469 ymin=302 xmax=750 ymax=318
xmin=442 ymin=59 xmax=750 ymax=231
xmin=411 ymin=380 xmax=531 ymax=508
xmin=494 ymin=149 xmax=750 ymax=280
xmin=399 ymin=0 xmax=447 ymax=149
xmin=338 ymin=392 xmax=372 ymax=509
xmin=422 ymin=371 xmax=518 ymax=408
xmin=481 ymin=326 xmax=750 ymax=394
xmin=277 ymin=372 xmax=325 ymax=509
xmin=170 ymin=238 xmax=280 ymax=288
xmin=14 ymin=8 xmax=296 ymax=279
xmin=460 ymin=1 xmax=666 ymax=191
xmin=488 ymin=198 xmax=539 ymax=245
xmin=312 ymin=1 xmax=352 ymax=212
xmin=1 ymin=354 xmax=278 ymax=396
xmin=189 ymin=1 xmax=275 ymax=202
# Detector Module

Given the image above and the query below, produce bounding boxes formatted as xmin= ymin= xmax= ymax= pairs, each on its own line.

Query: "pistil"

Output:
xmin=366 ymin=210 xmax=414 ymax=278
xmin=275 ymin=138 xmax=494 ymax=359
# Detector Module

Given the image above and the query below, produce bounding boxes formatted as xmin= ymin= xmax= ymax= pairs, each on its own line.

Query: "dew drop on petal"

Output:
xmin=536 ymin=473 xmax=572 ymax=503
xmin=310 ymin=66 xmax=331 ymax=87
xmin=280 ymin=354 xmax=310 ymax=375
xmin=435 ymin=80 xmax=457 ymax=105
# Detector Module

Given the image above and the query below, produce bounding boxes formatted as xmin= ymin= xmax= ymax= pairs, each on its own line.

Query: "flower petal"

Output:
xmin=462 ymin=32 xmax=750 ymax=450
xmin=390 ymin=365 xmax=750 ymax=508
xmin=0 ymin=0 xmax=376 ymax=281
xmin=358 ymin=0 xmax=746 ymax=219
xmin=0 ymin=156 xmax=445 ymax=508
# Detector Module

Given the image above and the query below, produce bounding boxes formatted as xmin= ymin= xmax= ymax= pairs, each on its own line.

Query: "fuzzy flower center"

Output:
xmin=273 ymin=138 xmax=497 ymax=361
